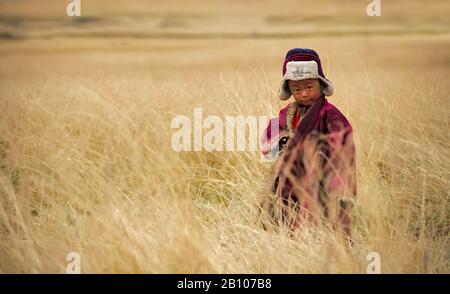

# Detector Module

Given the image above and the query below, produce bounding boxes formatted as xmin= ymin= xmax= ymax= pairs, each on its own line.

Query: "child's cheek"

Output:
xmin=313 ymin=88 xmax=322 ymax=99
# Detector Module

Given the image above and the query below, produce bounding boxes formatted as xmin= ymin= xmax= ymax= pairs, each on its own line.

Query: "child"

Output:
xmin=261 ymin=48 xmax=356 ymax=239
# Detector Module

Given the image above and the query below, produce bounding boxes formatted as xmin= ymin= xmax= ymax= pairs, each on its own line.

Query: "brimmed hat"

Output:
xmin=278 ymin=48 xmax=334 ymax=100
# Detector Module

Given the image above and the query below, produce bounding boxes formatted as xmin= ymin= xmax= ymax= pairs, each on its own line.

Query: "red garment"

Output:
xmin=293 ymin=107 xmax=300 ymax=130
xmin=261 ymin=97 xmax=356 ymax=237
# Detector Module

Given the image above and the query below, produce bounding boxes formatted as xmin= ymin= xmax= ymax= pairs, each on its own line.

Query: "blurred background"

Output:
xmin=0 ymin=0 xmax=449 ymax=273
xmin=0 ymin=0 xmax=449 ymax=38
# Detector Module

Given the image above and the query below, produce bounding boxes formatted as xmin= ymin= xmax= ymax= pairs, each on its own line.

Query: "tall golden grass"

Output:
xmin=0 ymin=0 xmax=449 ymax=273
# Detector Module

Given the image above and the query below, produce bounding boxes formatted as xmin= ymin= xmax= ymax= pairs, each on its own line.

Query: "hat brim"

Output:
xmin=278 ymin=61 xmax=334 ymax=100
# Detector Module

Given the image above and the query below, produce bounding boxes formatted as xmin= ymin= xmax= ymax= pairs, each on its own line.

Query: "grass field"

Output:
xmin=0 ymin=0 xmax=449 ymax=273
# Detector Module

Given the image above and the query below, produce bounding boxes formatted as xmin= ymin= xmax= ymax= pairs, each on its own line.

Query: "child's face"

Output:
xmin=288 ymin=79 xmax=322 ymax=106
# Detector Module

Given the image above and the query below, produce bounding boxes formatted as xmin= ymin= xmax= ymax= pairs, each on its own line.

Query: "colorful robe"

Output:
xmin=261 ymin=96 xmax=357 ymax=236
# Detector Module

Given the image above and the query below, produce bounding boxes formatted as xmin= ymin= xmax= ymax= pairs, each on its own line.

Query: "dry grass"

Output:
xmin=0 ymin=0 xmax=449 ymax=273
